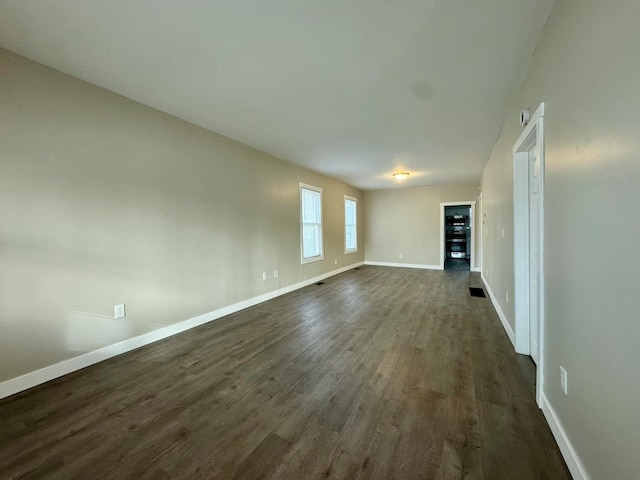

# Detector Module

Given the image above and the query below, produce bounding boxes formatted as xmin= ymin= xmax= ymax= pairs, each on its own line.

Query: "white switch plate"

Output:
xmin=273 ymin=269 xmax=278 ymax=278
xmin=501 ymin=228 xmax=505 ymax=238
xmin=262 ymin=272 xmax=267 ymax=281
xmin=399 ymin=254 xmax=403 ymax=259
xmin=560 ymin=366 xmax=568 ymax=395
xmin=334 ymin=259 xmax=337 ymax=265
xmin=114 ymin=304 xmax=126 ymax=319
xmin=506 ymin=291 xmax=509 ymax=303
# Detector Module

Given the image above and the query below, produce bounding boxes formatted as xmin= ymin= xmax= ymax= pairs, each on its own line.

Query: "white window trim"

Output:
xmin=344 ymin=195 xmax=358 ymax=254
xmin=299 ymin=182 xmax=324 ymax=264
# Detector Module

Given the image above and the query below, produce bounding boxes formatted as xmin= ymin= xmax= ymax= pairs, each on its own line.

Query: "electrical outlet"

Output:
xmin=262 ymin=272 xmax=267 ymax=281
xmin=560 ymin=366 xmax=568 ymax=395
xmin=114 ymin=304 xmax=126 ymax=319
xmin=273 ymin=269 xmax=278 ymax=278
xmin=334 ymin=259 xmax=338 ymax=265
xmin=399 ymin=254 xmax=403 ymax=260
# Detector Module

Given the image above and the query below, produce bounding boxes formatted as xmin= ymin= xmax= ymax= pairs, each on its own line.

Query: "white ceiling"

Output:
xmin=0 ymin=0 xmax=554 ymax=190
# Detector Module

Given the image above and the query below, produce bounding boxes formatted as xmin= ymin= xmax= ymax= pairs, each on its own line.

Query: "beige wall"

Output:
xmin=364 ymin=184 xmax=479 ymax=267
xmin=0 ymin=49 xmax=364 ymax=383
xmin=481 ymin=1 xmax=640 ymax=478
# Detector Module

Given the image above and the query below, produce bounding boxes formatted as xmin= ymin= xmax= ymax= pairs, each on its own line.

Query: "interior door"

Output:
xmin=528 ymin=146 xmax=540 ymax=364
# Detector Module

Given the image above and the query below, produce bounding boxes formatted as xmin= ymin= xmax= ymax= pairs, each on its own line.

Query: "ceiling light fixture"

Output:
xmin=393 ymin=172 xmax=410 ymax=181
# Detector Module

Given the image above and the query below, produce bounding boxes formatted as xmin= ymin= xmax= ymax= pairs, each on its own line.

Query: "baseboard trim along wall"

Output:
xmin=481 ymin=273 xmax=516 ymax=348
xmin=541 ymin=394 xmax=590 ymax=480
xmin=365 ymin=261 xmax=481 ymax=273
xmin=364 ymin=261 xmax=443 ymax=270
xmin=0 ymin=261 xmax=365 ymax=400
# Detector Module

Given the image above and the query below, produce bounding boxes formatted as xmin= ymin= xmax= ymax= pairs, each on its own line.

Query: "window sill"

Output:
xmin=301 ymin=255 xmax=324 ymax=265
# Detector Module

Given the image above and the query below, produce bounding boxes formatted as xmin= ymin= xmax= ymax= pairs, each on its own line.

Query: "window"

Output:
xmin=345 ymin=195 xmax=357 ymax=253
xmin=300 ymin=183 xmax=323 ymax=263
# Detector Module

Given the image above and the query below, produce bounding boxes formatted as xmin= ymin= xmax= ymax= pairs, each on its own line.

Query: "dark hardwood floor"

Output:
xmin=0 ymin=266 xmax=570 ymax=480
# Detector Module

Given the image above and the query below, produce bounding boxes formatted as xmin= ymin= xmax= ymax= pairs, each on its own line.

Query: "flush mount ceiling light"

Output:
xmin=393 ymin=172 xmax=410 ymax=181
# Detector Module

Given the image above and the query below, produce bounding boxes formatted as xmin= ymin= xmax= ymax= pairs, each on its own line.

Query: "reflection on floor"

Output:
xmin=444 ymin=257 xmax=470 ymax=271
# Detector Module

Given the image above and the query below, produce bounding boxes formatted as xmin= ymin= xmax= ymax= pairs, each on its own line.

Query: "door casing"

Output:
xmin=513 ymin=102 xmax=545 ymax=406
xmin=477 ymin=192 xmax=483 ymax=276
xmin=440 ymin=201 xmax=476 ymax=271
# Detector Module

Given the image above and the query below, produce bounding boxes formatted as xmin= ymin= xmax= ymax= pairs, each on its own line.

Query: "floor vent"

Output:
xmin=469 ymin=287 xmax=486 ymax=298
xmin=354 ymin=267 xmax=361 ymax=270
xmin=316 ymin=281 xmax=325 ymax=285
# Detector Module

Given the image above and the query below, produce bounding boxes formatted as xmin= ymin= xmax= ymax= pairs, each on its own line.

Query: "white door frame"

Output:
xmin=513 ymin=102 xmax=545 ymax=406
xmin=440 ymin=201 xmax=476 ymax=271
xmin=477 ymin=192 xmax=483 ymax=275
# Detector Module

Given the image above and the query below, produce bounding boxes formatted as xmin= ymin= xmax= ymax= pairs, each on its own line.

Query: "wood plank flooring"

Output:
xmin=0 ymin=266 xmax=571 ymax=479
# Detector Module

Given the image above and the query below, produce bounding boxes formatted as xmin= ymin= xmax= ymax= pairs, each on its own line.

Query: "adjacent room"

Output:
xmin=1 ymin=1 xmax=638 ymax=479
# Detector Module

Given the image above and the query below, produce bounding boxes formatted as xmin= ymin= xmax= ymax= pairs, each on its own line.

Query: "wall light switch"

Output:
xmin=501 ymin=228 xmax=505 ymax=239
xmin=273 ymin=269 xmax=278 ymax=278
xmin=334 ymin=259 xmax=338 ymax=265
xmin=262 ymin=272 xmax=267 ymax=281
xmin=399 ymin=254 xmax=403 ymax=260
xmin=114 ymin=304 xmax=126 ymax=319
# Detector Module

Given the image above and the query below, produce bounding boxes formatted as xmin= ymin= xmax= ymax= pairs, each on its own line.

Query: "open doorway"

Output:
xmin=444 ymin=205 xmax=471 ymax=270
xmin=440 ymin=201 xmax=476 ymax=271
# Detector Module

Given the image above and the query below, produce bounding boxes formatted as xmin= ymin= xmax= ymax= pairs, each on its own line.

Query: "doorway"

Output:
xmin=513 ymin=102 xmax=545 ymax=405
xmin=440 ymin=201 xmax=476 ymax=271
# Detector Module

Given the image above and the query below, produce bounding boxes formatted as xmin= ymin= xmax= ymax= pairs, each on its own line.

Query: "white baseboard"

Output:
xmin=364 ymin=261 xmax=443 ymax=270
xmin=365 ymin=260 xmax=482 ymax=273
xmin=541 ymin=394 xmax=590 ymax=480
xmin=481 ymin=273 xmax=516 ymax=348
xmin=0 ymin=261 xmax=364 ymax=400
